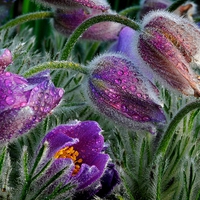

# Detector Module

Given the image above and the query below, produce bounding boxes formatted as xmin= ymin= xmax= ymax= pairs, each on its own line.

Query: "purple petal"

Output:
xmin=110 ymin=27 xmax=137 ymax=60
xmin=0 ymin=71 xmax=64 ymax=142
xmin=26 ymin=70 xmax=50 ymax=85
xmin=42 ymin=126 xmax=79 ymax=159
xmin=0 ymin=49 xmax=12 ymax=73
xmin=0 ymin=72 xmax=28 ymax=113
xmin=31 ymin=158 xmax=75 ymax=197
xmin=74 ymin=163 xmax=100 ymax=189
xmin=0 ymin=106 xmax=34 ymax=141
xmin=65 ymin=121 xmax=105 ymax=163
xmin=96 ymin=163 xmax=121 ymax=197
xmin=28 ymin=79 xmax=64 ymax=120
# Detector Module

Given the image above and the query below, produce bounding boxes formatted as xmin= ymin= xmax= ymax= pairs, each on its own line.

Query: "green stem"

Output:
xmin=0 ymin=11 xmax=54 ymax=31
xmin=23 ymin=61 xmax=89 ymax=77
xmin=119 ymin=6 xmax=141 ymax=16
xmin=60 ymin=14 xmax=141 ymax=60
xmin=156 ymin=101 xmax=200 ymax=158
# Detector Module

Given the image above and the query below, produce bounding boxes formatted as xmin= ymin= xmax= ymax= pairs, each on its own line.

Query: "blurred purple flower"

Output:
xmin=34 ymin=0 xmax=110 ymax=11
xmin=87 ymin=53 xmax=166 ymax=134
xmin=34 ymin=121 xmax=119 ymax=199
xmin=138 ymin=0 xmax=171 ymax=18
xmin=0 ymin=70 xmax=64 ymax=142
xmin=0 ymin=49 xmax=12 ymax=74
xmin=137 ymin=11 xmax=200 ymax=96
xmin=54 ymin=8 xmax=123 ymax=41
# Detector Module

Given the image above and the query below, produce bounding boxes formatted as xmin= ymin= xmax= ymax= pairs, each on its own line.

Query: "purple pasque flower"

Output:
xmin=34 ymin=0 xmax=110 ymax=11
xmin=136 ymin=10 xmax=200 ymax=97
xmin=87 ymin=53 xmax=166 ymax=134
xmin=138 ymin=0 xmax=171 ymax=18
xmin=34 ymin=121 xmax=118 ymax=199
xmin=0 ymin=49 xmax=12 ymax=74
xmin=54 ymin=8 xmax=123 ymax=41
xmin=0 ymin=70 xmax=64 ymax=142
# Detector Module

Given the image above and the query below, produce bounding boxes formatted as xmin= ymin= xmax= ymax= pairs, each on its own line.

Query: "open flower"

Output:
xmin=0 ymin=70 xmax=64 ymax=142
xmin=34 ymin=0 xmax=110 ymax=11
xmin=32 ymin=121 xmax=119 ymax=199
xmin=86 ymin=53 xmax=166 ymax=134
xmin=136 ymin=11 xmax=200 ymax=97
xmin=0 ymin=48 xmax=12 ymax=74
xmin=54 ymin=8 xmax=123 ymax=41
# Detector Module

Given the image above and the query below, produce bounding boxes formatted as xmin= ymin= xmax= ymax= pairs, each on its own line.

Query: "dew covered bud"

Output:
xmin=87 ymin=53 xmax=166 ymax=134
xmin=137 ymin=10 xmax=200 ymax=97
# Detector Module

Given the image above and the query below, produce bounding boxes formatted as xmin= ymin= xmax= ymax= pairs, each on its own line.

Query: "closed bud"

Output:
xmin=87 ymin=53 xmax=166 ymax=134
xmin=137 ymin=11 xmax=200 ymax=97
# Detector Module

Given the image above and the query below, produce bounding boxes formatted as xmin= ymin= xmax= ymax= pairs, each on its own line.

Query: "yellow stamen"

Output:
xmin=54 ymin=146 xmax=83 ymax=175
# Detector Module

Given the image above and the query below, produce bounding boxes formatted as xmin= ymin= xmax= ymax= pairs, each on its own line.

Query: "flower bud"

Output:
xmin=34 ymin=0 xmax=110 ymax=11
xmin=0 ymin=49 xmax=12 ymax=74
xmin=137 ymin=11 xmax=200 ymax=97
xmin=87 ymin=53 xmax=166 ymax=134
xmin=139 ymin=0 xmax=171 ymax=19
xmin=54 ymin=8 xmax=123 ymax=41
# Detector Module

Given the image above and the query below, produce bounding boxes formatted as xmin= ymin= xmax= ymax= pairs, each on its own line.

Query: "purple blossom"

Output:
xmin=137 ymin=11 xmax=200 ymax=97
xmin=87 ymin=53 xmax=166 ymax=134
xmin=54 ymin=8 xmax=123 ymax=41
xmin=138 ymin=0 xmax=171 ymax=18
xmin=0 ymin=49 xmax=12 ymax=74
xmin=0 ymin=70 xmax=64 ymax=142
xmin=34 ymin=0 xmax=110 ymax=11
xmin=34 ymin=121 xmax=119 ymax=199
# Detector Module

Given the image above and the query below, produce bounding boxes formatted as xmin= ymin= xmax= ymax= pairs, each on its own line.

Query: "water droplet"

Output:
xmin=115 ymin=79 xmax=121 ymax=84
xmin=130 ymin=86 xmax=136 ymax=92
xmin=137 ymin=93 xmax=142 ymax=98
xmin=5 ymin=96 xmax=15 ymax=105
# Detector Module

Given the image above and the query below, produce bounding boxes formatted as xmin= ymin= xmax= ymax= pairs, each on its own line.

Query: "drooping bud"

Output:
xmin=136 ymin=10 xmax=200 ymax=97
xmin=34 ymin=0 xmax=110 ymax=11
xmin=54 ymin=8 xmax=123 ymax=41
xmin=139 ymin=0 xmax=171 ymax=18
xmin=87 ymin=53 xmax=166 ymax=134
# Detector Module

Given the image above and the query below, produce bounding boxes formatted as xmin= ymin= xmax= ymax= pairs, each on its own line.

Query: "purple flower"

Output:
xmin=87 ymin=53 xmax=166 ymax=134
xmin=54 ymin=8 xmax=123 ymax=41
xmin=35 ymin=0 xmax=110 ymax=11
xmin=138 ymin=0 xmax=171 ymax=18
xmin=0 ymin=49 xmax=12 ymax=74
xmin=33 ymin=121 xmax=119 ymax=199
xmin=0 ymin=70 xmax=64 ymax=142
xmin=136 ymin=11 xmax=200 ymax=97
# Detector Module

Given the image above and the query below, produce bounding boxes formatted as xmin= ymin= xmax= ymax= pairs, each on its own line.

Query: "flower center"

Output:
xmin=54 ymin=146 xmax=83 ymax=175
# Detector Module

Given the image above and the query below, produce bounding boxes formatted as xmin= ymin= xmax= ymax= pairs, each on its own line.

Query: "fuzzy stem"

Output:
xmin=23 ymin=61 xmax=89 ymax=77
xmin=0 ymin=11 xmax=54 ymax=31
xmin=119 ymin=6 xmax=141 ymax=16
xmin=156 ymin=101 xmax=200 ymax=158
xmin=60 ymin=14 xmax=141 ymax=60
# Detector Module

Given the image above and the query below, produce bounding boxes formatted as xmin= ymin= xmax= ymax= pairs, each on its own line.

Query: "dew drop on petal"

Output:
xmin=5 ymin=96 xmax=15 ymax=105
